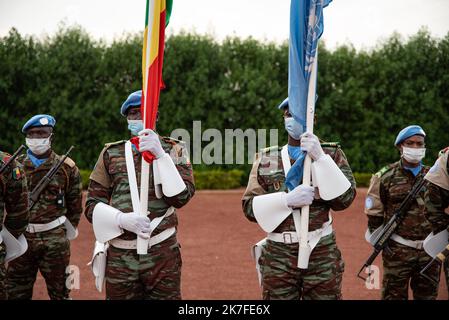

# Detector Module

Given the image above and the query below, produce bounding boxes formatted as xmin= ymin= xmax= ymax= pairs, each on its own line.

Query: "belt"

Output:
xmin=109 ymin=227 xmax=176 ymax=250
xmin=26 ymin=216 xmax=67 ymax=233
xmin=267 ymin=219 xmax=333 ymax=245
xmin=391 ymin=233 xmax=424 ymax=250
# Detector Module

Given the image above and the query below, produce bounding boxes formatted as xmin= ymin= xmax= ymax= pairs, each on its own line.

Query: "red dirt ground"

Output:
xmin=32 ymin=189 xmax=448 ymax=300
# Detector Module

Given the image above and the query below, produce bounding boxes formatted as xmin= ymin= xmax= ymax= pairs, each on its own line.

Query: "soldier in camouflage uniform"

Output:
xmin=7 ymin=114 xmax=83 ymax=300
xmin=85 ymin=90 xmax=194 ymax=300
xmin=424 ymin=147 xmax=449 ymax=297
xmin=0 ymin=151 xmax=29 ymax=300
xmin=242 ymin=98 xmax=356 ymax=300
xmin=364 ymin=125 xmax=439 ymax=300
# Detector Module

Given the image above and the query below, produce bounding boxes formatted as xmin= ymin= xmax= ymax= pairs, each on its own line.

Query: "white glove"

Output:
xmin=116 ymin=212 xmax=151 ymax=239
xmin=301 ymin=133 xmax=325 ymax=161
xmin=285 ymin=184 xmax=315 ymax=208
xmin=138 ymin=129 xmax=165 ymax=159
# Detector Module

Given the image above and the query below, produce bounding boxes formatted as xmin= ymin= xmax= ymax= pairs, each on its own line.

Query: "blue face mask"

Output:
xmin=127 ymin=120 xmax=144 ymax=136
xmin=284 ymin=117 xmax=304 ymax=140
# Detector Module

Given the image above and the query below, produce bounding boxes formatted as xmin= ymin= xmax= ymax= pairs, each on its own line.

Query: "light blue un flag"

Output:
xmin=288 ymin=0 xmax=332 ymax=130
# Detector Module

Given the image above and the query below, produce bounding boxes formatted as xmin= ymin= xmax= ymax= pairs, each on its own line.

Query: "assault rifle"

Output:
xmin=0 ymin=145 xmax=26 ymax=175
xmin=357 ymin=176 xmax=427 ymax=281
xmin=29 ymin=146 xmax=74 ymax=210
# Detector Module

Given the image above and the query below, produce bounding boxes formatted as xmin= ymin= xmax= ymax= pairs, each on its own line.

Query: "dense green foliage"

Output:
xmin=1 ymin=27 xmax=447 ymax=188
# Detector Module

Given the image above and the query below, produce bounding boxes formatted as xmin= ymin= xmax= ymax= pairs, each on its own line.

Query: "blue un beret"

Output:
xmin=277 ymin=97 xmax=289 ymax=110
xmin=394 ymin=125 xmax=426 ymax=146
xmin=22 ymin=114 xmax=56 ymax=133
xmin=121 ymin=90 xmax=142 ymax=116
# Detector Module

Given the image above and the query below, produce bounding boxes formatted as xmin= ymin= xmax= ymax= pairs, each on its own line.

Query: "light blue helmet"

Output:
xmin=394 ymin=125 xmax=426 ymax=146
xmin=22 ymin=114 xmax=56 ymax=133
xmin=120 ymin=90 xmax=142 ymax=116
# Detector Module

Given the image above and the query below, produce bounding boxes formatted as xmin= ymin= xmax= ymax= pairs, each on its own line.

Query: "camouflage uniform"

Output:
xmin=424 ymin=148 xmax=449 ymax=297
xmin=7 ymin=151 xmax=83 ymax=300
xmin=0 ymin=151 xmax=29 ymax=300
xmin=365 ymin=160 xmax=438 ymax=300
xmin=84 ymin=136 xmax=194 ymax=300
xmin=242 ymin=142 xmax=356 ymax=300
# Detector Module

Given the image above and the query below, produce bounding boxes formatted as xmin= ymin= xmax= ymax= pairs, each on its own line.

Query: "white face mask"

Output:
xmin=402 ymin=146 xmax=426 ymax=164
xmin=284 ymin=117 xmax=304 ymax=140
xmin=26 ymin=136 xmax=52 ymax=155
xmin=127 ymin=119 xmax=144 ymax=136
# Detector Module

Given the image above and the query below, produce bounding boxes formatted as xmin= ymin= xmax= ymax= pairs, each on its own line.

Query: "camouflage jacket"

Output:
xmin=84 ymin=136 xmax=195 ymax=241
xmin=0 ymin=151 xmax=29 ymax=237
xmin=365 ymin=159 xmax=432 ymax=240
xmin=17 ymin=151 xmax=83 ymax=227
xmin=242 ymin=142 xmax=357 ymax=233
xmin=424 ymin=148 xmax=449 ymax=233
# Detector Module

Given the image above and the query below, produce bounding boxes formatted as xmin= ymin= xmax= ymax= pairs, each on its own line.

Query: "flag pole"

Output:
xmin=297 ymin=48 xmax=318 ymax=269
xmin=136 ymin=0 xmax=155 ymax=255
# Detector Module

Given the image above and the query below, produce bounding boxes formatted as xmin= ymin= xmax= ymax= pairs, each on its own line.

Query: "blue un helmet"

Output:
xmin=120 ymin=90 xmax=142 ymax=116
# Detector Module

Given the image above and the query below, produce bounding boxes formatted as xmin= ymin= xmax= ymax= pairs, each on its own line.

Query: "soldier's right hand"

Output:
xmin=117 ymin=212 xmax=151 ymax=239
xmin=285 ymin=184 xmax=315 ymax=208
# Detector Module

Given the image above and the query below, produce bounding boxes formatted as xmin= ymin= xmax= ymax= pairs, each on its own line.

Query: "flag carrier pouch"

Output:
xmin=357 ymin=176 xmax=427 ymax=281
xmin=0 ymin=145 xmax=26 ymax=175
xmin=420 ymin=244 xmax=449 ymax=285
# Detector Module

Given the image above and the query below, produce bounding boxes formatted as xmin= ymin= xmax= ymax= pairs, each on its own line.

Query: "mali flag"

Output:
xmin=138 ymin=0 xmax=172 ymax=163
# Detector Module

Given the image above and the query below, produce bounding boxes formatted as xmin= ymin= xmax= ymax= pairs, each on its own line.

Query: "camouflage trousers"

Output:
xmin=105 ymin=235 xmax=182 ymax=300
xmin=259 ymin=233 xmax=345 ymax=300
xmin=381 ymin=240 xmax=439 ymax=300
xmin=0 ymin=243 xmax=5 ymax=300
xmin=6 ymin=227 xmax=70 ymax=300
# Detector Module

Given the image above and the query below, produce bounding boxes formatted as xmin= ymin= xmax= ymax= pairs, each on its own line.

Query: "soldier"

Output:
xmin=423 ymin=147 xmax=449 ymax=297
xmin=7 ymin=114 xmax=83 ymax=300
xmin=242 ymin=98 xmax=356 ymax=300
xmin=0 ymin=150 xmax=29 ymax=300
xmin=84 ymin=90 xmax=195 ymax=300
xmin=364 ymin=125 xmax=439 ymax=300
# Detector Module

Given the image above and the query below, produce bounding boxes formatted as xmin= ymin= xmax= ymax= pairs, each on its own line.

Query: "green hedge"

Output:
xmin=80 ymin=169 xmax=91 ymax=189
xmin=79 ymin=168 xmax=245 ymax=190
xmin=80 ymin=168 xmax=372 ymax=190
xmin=1 ymin=28 xmax=448 ymax=174
xmin=353 ymin=172 xmax=372 ymax=188
xmin=194 ymin=169 xmax=245 ymax=190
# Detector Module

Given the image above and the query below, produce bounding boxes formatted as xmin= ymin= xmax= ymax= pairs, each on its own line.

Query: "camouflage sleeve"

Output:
xmin=84 ymin=150 xmax=113 ymax=223
xmin=425 ymin=181 xmax=449 ymax=233
xmin=364 ymin=173 xmax=385 ymax=232
xmin=241 ymin=153 xmax=267 ymax=223
xmin=65 ymin=165 xmax=83 ymax=228
xmin=3 ymin=162 xmax=29 ymax=237
xmin=162 ymin=143 xmax=195 ymax=209
xmin=327 ymin=147 xmax=357 ymax=211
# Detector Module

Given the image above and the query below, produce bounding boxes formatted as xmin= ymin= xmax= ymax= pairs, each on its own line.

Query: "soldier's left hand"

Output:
xmin=139 ymin=129 xmax=165 ymax=159
xmin=300 ymin=133 xmax=324 ymax=161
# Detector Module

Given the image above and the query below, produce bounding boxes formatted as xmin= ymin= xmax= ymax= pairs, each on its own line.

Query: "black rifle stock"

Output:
xmin=0 ymin=145 xmax=26 ymax=175
xmin=357 ymin=176 xmax=427 ymax=281
xmin=28 ymin=146 xmax=74 ymax=211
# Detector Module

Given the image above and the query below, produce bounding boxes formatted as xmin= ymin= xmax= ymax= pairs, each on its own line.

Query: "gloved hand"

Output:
xmin=285 ymin=184 xmax=315 ymax=208
xmin=117 ymin=212 xmax=151 ymax=239
xmin=300 ymin=133 xmax=325 ymax=161
xmin=138 ymin=129 xmax=165 ymax=159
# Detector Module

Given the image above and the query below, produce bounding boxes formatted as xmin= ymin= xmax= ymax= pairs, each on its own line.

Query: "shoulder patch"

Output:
xmin=104 ymin=140 xmax=127 ymax=149
xmin=161 ymin=136 xmax=184 ymax=145
xmin=374 ymin=164 xmax=394 ymax=178
xmin=64 ymin=156 xmax=76 ymax=168
xmin=260 ymin=145 xmax=282 ymax=154
xmin=321 ymin=141 xmax=340 ymax=148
